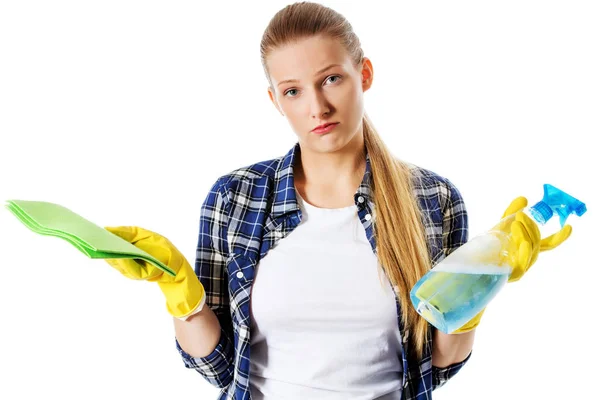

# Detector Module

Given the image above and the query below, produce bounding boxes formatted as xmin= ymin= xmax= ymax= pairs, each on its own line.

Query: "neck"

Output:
xmin=295 ymin=133 xmax=366 ymax=191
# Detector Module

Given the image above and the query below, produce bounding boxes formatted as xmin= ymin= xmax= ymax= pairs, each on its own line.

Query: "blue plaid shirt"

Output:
xmin=175 ymin=142 xmax=471 ymax=399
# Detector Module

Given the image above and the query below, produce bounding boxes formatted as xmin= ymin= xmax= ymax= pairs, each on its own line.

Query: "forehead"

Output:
xmin=267 ymin=35 xmax=353 ymax=83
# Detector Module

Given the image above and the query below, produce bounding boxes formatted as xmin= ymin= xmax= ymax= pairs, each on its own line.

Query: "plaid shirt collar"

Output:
xmin=271 ymin=141 xmax=374 ymax=220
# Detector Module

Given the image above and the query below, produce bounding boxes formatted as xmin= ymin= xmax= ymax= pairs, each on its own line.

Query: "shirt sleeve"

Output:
xmin=441 ymin=177 xmax=469 ymax=257
xmin=174 ymin=177 xmax=235 ymax=389
xmin=432 ymin=350 xmax=472 ymax=389
xmin=432 ymin=177 xmax=471 ymax=390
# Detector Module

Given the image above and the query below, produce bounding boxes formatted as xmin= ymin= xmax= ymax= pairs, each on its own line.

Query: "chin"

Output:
xmin=305 ymin=134 xmax=356 ymax=154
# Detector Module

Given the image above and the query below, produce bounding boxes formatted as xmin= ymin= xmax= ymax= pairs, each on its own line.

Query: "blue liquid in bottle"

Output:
xmin=410 ymin=265 xmax=510 ymax=334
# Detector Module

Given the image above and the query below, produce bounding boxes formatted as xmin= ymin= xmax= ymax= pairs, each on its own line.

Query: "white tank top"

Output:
xmin=248 ymin=188 xmax=403 ymax=400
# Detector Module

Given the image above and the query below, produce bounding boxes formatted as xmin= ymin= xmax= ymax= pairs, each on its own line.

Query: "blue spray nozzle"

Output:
xmin=530 ymin=184 xmax=587 ymax=227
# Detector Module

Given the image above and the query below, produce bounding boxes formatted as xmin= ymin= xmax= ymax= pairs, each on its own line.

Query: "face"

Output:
xmin=266 ymin=35 xmax=373 ymax=155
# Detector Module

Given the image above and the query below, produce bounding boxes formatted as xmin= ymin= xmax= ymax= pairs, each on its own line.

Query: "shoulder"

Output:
xmin=406 ymin=162 xmax=465 ymax=213
xmin=218 ymin=156 xmax=281 ymax=185
xmin=206 ymin=154 xmax=285 ymax=205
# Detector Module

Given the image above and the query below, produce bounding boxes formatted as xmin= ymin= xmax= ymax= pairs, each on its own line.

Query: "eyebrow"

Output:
xmin=277 ymin=64 xmax=342 ymax=87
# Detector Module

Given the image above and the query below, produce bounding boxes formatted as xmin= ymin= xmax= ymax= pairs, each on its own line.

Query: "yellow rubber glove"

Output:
xmin=103 ymin=226 xmax=206 ymax=319
xmin=452 ymin=196 xmax=572 ymax=333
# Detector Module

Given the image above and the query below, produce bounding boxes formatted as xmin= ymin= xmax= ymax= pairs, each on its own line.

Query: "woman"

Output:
xmin=104 ymin=2 xmax=571 ymax=399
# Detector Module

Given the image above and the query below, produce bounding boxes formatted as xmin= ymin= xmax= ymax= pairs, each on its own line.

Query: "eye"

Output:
xmin=325 ymin=75 xmax=341 ymax=84
xmin=284 ymin=88 xmax=298 ymax=97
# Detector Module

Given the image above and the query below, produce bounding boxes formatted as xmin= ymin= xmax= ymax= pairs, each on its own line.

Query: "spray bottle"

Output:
xmin=410 ymin=184 xmax=587 ymax=334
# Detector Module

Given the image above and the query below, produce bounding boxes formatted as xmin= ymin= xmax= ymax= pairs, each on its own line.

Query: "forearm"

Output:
xmin=173 ymin=305 xmax=221 ymax=358
xmin=432 ymin=328 xmax=475 ymax=368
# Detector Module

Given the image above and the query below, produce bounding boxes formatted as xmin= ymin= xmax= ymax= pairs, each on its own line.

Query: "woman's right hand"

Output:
xmin=496 ymin=197 xmax=572 ymax=282
xmin=103 ymin=226 xmax=206 ymax=319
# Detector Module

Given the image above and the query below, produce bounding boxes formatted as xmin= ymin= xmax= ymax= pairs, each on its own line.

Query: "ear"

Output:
xmin=268 ymin=87 xmax=284 ymax=116
xmin=360 ymin=57 xmax=374 ymax=92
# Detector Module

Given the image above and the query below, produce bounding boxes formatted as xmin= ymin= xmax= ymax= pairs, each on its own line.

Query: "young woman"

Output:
xmin=104 ymin=2 xmax=571 ymax=399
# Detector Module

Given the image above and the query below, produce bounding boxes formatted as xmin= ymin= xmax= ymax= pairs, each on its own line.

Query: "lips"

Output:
xmin=312 ymin=122 xmax=339 ymax=133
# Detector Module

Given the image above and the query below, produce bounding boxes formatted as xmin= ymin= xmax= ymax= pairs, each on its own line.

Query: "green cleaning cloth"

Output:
xmin=5 ymin=200 xmax=176 ymax=277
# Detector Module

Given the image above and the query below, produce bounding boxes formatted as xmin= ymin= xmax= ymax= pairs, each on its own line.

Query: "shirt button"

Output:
xmin=236 ymin=271 xmax=244 ymax=279
xmin=358 ymin=196 xmax=365 ymax=203
xmin=365 ymin=214 xmax=372 ymax=221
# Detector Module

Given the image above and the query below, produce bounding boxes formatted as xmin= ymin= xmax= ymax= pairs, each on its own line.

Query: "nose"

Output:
xmin=308 ymin=89 xmax=331 ymax=119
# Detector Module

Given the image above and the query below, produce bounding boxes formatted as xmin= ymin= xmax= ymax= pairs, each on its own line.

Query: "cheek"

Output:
xmin=281 ymin=103 xmax=302 ymax=121
xmin=340 ymin=79 xmax=362 ymax=101
xmin=340 ymin=83 xmax=363 ymax=114
xmin=280 ymin=104 xmax=306 ymax=130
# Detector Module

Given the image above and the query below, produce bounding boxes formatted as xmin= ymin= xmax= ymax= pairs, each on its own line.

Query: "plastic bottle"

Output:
xmin=410 ymin=184 xmax=587 ymax=334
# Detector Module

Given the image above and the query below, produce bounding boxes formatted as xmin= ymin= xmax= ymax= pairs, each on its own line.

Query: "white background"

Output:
xmin=1 ymin=1 xmax=598 ymax=399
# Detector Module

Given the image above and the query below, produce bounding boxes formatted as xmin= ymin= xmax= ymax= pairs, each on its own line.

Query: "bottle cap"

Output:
xmin=535 ymin=184 xmax=587 ymax=227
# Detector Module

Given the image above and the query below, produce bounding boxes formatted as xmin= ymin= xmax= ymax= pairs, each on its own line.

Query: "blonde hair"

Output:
xmin=260 ymin=1 xmax=432 ymax=359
